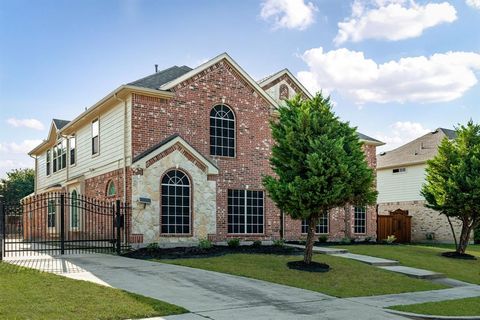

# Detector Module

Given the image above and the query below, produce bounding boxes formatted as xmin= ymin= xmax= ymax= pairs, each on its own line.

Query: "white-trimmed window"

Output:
xmin=48 ymin=200 xmax=56 ymax=228
xmin=228 ymin=189 xmax=264 ymax=234
xmin=70 ymin=190 xmax=79 ymax=229
xmin=92 ymin=119 xmax=99 ymax=155
xmin=392 ymin=167 xmax=406 ymax=174
xmin=46 ymin=150 xmax=51 ymax=176
xmin=354 ymin=206 xmax=367 ymax=234
xmin=210 ymin=105 xmax=235 ymax=157
xmin=302 ymin=211 xmax=329 ymax=234
xmin=53 ymin=139 xmax=66 ymax=173
xmin=70 ymin=136 xmax=76 ymax=165
xmin=161 ymin=170 xmax=191 ymax=234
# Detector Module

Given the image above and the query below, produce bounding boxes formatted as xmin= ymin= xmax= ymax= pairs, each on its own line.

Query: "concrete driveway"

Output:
xmin=5 ymin=254 xmax=408 ymax=320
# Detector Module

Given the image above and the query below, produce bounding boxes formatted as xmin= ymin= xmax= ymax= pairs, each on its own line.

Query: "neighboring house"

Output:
xmin=28 ymin=52 xmax=383 ymax=245
xmin=377 ymin=128 xmax=462 ymax=243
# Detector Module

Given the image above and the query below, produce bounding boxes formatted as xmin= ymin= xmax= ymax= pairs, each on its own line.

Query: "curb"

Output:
xmin=386 ymin=309 xmax=480 ymax=320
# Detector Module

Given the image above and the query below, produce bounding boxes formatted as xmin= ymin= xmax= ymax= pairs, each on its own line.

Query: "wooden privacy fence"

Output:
xmin=377 ymin=209 xmax=411 ymax=243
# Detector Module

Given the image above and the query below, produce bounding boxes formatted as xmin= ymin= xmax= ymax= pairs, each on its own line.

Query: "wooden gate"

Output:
xmin=377 ymin=209 xmax=411 ymax=243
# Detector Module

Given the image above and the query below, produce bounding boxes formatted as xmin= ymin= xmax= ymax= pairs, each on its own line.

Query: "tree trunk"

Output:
xmin=304 ymin=215 xmax=318 ymax=264
xmin=457 ymin=220 xmax=473 ymax=254
xmin=446 ymin=215 xmax=458 ymax=249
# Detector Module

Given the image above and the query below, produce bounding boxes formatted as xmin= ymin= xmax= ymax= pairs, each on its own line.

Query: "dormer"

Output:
xmin=258 ymin=69 xmax=312 ymax=104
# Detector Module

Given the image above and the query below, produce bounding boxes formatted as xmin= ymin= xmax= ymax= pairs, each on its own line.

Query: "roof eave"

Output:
xmin=360 ymin=139 xmax=385 ymax=147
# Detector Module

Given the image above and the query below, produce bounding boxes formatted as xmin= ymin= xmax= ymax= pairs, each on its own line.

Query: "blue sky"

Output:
xmin=1 ymin=0 xmax=479 ymax=178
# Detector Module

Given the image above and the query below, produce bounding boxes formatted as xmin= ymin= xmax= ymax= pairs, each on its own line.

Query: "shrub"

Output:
xmin=340 ymin=237 xmax=351 ymax=244
xmin=227 ymin=238 xmax=240 ymax=247
xmin=146 ymin=242 xmax=159 ymax=252
xmin=386 ymin=235 xmax=397 ymax=244
xmin=252 ymin=240 xmax=262 ymax=247
xmin=199 ymin=239 xmax=213 ymax=249
xmin=364 ymin=236 xmax=373 ymax=243
xmin=318 ymin=235 xmax=328 ymax=243
xmin=273 ymin=239 xmax=285 ymax=247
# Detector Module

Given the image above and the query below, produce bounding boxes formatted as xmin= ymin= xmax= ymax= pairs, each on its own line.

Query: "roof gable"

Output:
xmin=258 ymin=69 xmax=313 ymax=99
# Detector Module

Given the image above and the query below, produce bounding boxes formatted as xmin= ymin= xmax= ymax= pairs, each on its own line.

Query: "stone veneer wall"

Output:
xmin=378 ymin=200 xmax=462 ymax=243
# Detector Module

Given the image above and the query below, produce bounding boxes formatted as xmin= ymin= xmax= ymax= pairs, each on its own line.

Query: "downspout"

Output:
xmin=114 ymin=92 xmax=128 ymax=203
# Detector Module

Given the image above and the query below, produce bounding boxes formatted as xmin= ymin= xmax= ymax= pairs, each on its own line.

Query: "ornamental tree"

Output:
xmin=0 ymin=168 xmax=35 ymax=204
xmin=263 ymin=93 xmax=377 ymax=264
xmin=421 ymin=121 xmax=480 ymax=254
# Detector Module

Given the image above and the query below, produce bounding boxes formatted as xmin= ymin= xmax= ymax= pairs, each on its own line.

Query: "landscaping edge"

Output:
xmin=386 ymin=309 xmax=480 ymax=320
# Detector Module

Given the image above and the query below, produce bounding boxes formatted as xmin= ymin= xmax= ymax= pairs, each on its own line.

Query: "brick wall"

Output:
xmin=84 ymin=167 xmax=132 ymax=204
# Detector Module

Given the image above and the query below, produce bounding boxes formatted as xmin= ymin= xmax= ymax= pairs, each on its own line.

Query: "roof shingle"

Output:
xmin=128 ymin=65 xmax=192 ymax=90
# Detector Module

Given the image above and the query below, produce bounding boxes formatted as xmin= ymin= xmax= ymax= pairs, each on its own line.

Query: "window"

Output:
xmin=46 ymin=150 xmax=51 ymax=176
xmin=70 ymin=190 xmax=79 ymax=229
xmin=53 ymin=139 xmax=66 ymax=173
xmin=210 ymin=105 xmax=235 ymax=157
xmin=392 ymin=167 xmax=406 ymax=174
xmin=70 ymin=136 xmax=76 ymax=165
xmin=92 ymin=119 xmax=99 ymax=155
xmin=48 ymin=200 xmax=56 ymax=228
xmin=279 ymin=84 xmax=289 ymax=100
xmin=354 ymin=206 xmax=367 ymax=234
xmin=302 ymin=211 xmax=329 ymax=234
xmin=161 ymin=170 xmax=190 ymax=234
xmin=106 ymin=180 xmax=116 ymax=197
xmin=228 ymin=189 xmax=264 ymax=234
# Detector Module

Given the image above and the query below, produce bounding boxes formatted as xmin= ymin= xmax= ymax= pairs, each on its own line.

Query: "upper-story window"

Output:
xmin=92 ymin=119 xmax=99 ymax=155
xmin=53 ymin=139 xmax=67 ymax=173
xmin=279 ymin=84 xmax=289 ymax=100
xmin=70 ymin=135 xmax=76 ymax=165
xmin=46 ymin=150 xmax=51 ymax=176
xmin=210 ymin=105 xmax=235 ymax=157
xmin=392 ymin=167 xmax=406 ymax=174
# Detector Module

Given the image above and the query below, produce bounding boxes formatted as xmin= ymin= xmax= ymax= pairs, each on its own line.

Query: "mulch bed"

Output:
xmin=286 ymin=261 xmax=330 ymax=272
xmin=123 ymin=245 xmax=304 ymax=260
xmin=441 ymin=251 xmax=477 ymax=260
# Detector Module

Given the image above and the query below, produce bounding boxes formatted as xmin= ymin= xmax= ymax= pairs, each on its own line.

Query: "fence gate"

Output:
xmin=377 ymin=209 xmax=411 ymax=243
xmin=0 ymin=192 xmax=130 ymax=259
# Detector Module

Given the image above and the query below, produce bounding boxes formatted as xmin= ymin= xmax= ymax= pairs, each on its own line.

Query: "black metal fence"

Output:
xmin=0 ymin=192 xmax=130 ymax=259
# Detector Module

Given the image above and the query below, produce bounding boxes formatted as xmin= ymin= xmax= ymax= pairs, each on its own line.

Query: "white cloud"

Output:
xmin=335 ymin=0 xmax=457 ymax=45
xmin=376 ymin=121 xmax=431 ymax=151
xmin=466 ymin=0 xmax=480 ymax=9
xmin=297 ymin=47 xmax=480 ymax=104
xmin=7 ymin=118 xmax=45 ymax=130
xmin=0 ymin=140 xmax=43 ymax=154
xmin=260 ymin=0 xmax=317 ymax=30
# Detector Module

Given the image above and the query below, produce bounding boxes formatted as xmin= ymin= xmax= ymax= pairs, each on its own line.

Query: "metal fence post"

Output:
xmin=60 ymin=194 xmax=65 ymax=255
xmin=0 ymin=195 xmax=5 ymax=261
xmin=115 ymin=200 xmax=121 ymax=255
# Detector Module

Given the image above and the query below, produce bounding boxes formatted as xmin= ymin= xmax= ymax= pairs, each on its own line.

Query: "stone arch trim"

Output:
xmin=146 ymin=142 xmax=208 ymax=172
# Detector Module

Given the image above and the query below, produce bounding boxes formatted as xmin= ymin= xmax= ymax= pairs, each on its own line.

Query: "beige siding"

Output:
xmin=264 ymin=80 xmax=296 ymax=103
xmin=36 ymin=98 xmax=132 ymax=191
xmin=377 ymin=163 xmax=426 ymax=203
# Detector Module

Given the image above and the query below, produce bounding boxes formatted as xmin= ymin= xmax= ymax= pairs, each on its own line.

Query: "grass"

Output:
xmin=335 ymin=244 xmax=480 ymax=284
xmin=156 ymin=253 xmax=445 ymax=298
xmin=0 ymin=262 xmax=187 ymax=320
xmin=390 ymin=296 xmax=480 ymax=316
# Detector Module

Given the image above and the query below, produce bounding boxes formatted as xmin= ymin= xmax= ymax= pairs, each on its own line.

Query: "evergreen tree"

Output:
xmin=422 ymin=121 xmax=480 ymax=254
xmin=263 ymin=93 xmax=377 ymax=264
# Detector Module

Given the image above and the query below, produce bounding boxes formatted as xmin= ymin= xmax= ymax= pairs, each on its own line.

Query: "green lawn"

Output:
xmin=0 ymin=262 xmax=187 ymax=320
xmin=157 ymin=253 xmax=445 ymax=298
xmin=335 ymin=244 xmax=480 ymax=284
xmin=390 ymin=296 xmax=480 ymax=316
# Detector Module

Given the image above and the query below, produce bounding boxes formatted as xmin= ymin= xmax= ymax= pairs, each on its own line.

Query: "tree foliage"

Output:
xmin=263 ymin=93 xmax=377 ymax=264
xmin=0 ymin=168 xmax=35 ymax=203
xmin=421 ymin=121 xmax=480 ymax=254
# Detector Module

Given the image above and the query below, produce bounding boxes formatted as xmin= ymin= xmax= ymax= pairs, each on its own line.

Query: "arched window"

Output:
xmin=70 ymin=190 xmax=79 ymax=229
xmin=279 ymin=84 xmax=289 ymax=100
xmin=161 ymin=170 xmax=191 ymax=234
xmin=210 ymin=105 xmax=235 ymax=157
xmin=106 ymin=180 xmax=116 ymax=197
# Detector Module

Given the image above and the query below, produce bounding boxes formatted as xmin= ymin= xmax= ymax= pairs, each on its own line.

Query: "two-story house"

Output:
xmin=377 ymin=128 xmax=462 ymax=243
xmin=28 ymin=52 xmax=383 ymax=246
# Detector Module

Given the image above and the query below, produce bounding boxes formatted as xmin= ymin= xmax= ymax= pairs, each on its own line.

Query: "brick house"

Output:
xmin=28 ymin=53 xmax=384 ymax=246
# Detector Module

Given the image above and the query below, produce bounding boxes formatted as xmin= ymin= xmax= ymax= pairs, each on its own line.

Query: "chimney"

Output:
xmin=155 ymin=64 xmax=158 ymax=73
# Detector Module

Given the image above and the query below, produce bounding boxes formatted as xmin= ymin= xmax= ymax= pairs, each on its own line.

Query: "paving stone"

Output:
xmin=331 ymin=253 xmax=399 ymax=266
xmin=379 ymin=265 xmax=445 ymax=279
xmin=286 ymin=244 xmax=348 ymax=254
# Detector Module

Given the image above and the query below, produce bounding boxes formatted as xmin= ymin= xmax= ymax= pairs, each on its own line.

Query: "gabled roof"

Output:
xmin=258 ymin=68 xmax=313 ymax=99
xmin=357 ymin=132 xmax=385 ymax=146
xmin=377 ymin=128 xmax=456 ymax=169
xmin=128 ymin=66 xmax=192 ymax=90
xmin=53 ymin=119 xmax=70 ymax=130
xmin=159 ymin=52 xmax=279 ymax=108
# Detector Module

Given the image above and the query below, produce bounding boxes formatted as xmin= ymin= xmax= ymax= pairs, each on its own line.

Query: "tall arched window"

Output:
xmin=106 ymin=180 xmax=116 ymax=197
xmin=161 ymin=170 xmax=191 ymax=234
xmin=70 ymin=190 xmax=79 ymax=229
xmin=210 ymin=105 xmax=235 ymax=157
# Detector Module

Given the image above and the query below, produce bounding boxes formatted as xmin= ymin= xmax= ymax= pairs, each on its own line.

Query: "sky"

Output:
xmin=0 ymin=0 xmax=479 ymax=178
